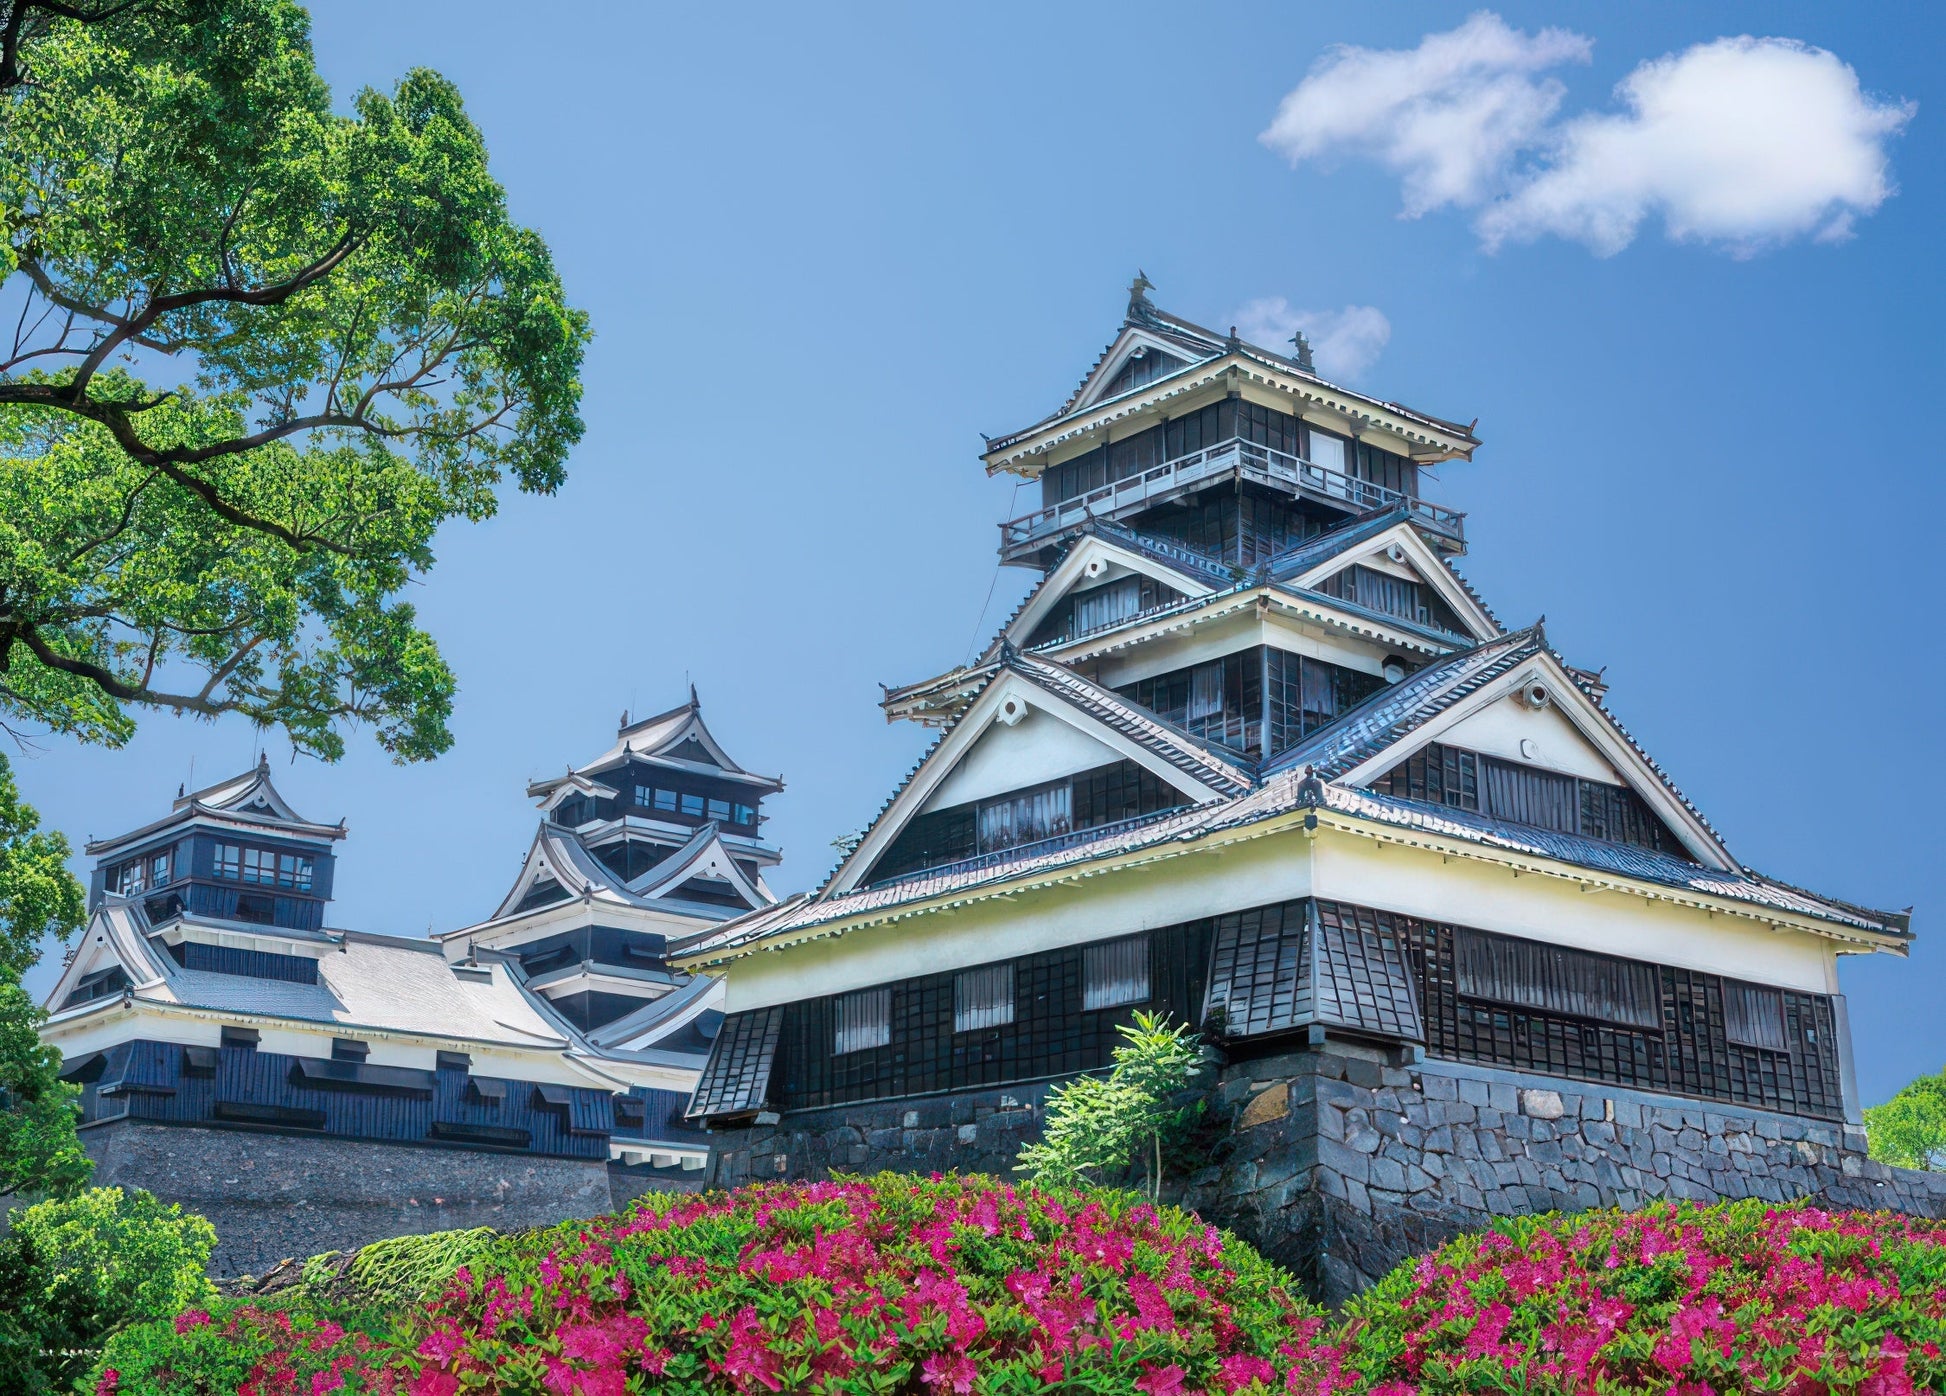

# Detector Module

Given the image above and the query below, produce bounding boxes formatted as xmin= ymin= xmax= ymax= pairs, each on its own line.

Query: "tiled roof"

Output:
xmin=1315 ymin=782 xmax=1910 ymax=939
xmin=1265 ymin=629 xmax=1546 ymax=779
xmin=1007 ymin=653 xmax=1256 ymax=796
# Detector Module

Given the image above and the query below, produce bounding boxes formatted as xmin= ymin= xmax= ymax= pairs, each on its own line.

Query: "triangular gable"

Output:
xmin=42 ymin=904 xmax=167 ymax=1014
xmin=177 ymin=759 xmax=311 ymax=823
xmin=1283 ymin=519 xmax=1500 ymax=643
xmin=622 ymin=703 xmax=743 ymax=772
xmin=1306 ymin=639 xmax=1735 ymax=870
xmin=1000 ymin=533 xmax=1217 ymax=653
xmin=630 ymin=824 xmax=771 ymax=910
xmin=531 ymin=772 xmax=621 ymax=815
xmin=827 ymin=658 xmax=1251 ymax=897
xmin=492 ymin=826 xmax=642 ymax=919
xmin=1065 ymin=323 xmax=1217 ymax=417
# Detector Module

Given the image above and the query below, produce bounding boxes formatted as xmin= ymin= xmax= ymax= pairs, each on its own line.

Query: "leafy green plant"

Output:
xmin=1866 ymin=1066 xmax=1946 ymax=1171
xmin=347 ymin=1227 xmax=497 ymax=1306
xmin=7 ymin=1185 xmax=216 ymax=1391
xmin=1017 ymin=1009 xmax=1207 ymax=1200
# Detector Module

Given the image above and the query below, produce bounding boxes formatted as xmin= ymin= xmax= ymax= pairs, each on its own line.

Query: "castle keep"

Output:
xmin=675 ymin=281 xmax=1921 ymax=1295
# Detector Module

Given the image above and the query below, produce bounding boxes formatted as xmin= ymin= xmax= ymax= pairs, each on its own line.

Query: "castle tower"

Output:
xmin=441 ymin=693 xmax=782 ymax=1043
xmin=674 ymin=282 xmax=1911 ymax=1291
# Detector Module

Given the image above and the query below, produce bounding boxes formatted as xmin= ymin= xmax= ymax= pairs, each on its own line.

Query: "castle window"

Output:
xmin=1308 ymin=429 xmax=1348 ymax=475
xmin=954 ymin=964 xmax=1015 ymax=1033
xmin=1725 ymin=982 xmax=1789 ymax=1052
xmin=833 ymin=988 xmax=891 ymax=1055
xmin=234 ymin=893 xmax=276 ymax=924
xmin=1082 ymin=935 xmax=1151 ymax=1011
xmin=976 ymin=781 xmax=1070 ymax=854
xmin=654 ymin=788 xmax=678 ymax=813
xmin=1187 ymin=663 xmax=1224 ymax=720
xmin=681 ymin=793 xmax=706 ymax=817
xmin=332 ymin=1038 xmax=369 ymax=1062
xmin=213 ymin=843 xmax=313 ymax=891
xmin=708 ymin=798 xmax=731 ymax=823
xmin=733 ymin=803 xmax=756 ymax=825
xmin=220 ymin=1026 xmax=259 ymax=1050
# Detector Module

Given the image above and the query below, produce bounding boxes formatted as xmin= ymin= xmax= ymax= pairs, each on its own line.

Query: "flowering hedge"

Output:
xmin=1339 ymin=1200 xmax=1946 ymax=1394
xmin=93 ymin=1183 xmax=1946 ymax=1395
xmin=94 ymin=1174 xmax=1336 ymax=1395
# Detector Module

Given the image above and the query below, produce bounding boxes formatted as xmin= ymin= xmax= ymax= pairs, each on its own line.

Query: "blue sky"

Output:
xmin=18 ymin=4 xmax=1945 ymax=1104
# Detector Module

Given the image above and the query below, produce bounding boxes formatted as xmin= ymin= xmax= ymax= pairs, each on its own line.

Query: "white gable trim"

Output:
xmin=630 ymin=826 xmax=771 ymax=909
xmin=1337 ymin=651 xmax=1736 ymax=870
xmin=1288 ymin=521 xmax=1500 ymax=643
xmin=1070 ymin=328 xmax=1209 ymax=415
xmin=1002 ymin=535 xmax=1216 ymax=650
xmin=828 ymin=670 xmax=1234 ymax=897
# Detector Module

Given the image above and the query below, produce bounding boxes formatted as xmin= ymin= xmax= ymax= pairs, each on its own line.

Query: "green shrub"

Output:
xmin=3 ymin=1186 xmax=215 ymax=1392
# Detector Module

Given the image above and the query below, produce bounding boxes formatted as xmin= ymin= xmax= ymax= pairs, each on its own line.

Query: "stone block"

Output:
xmin=1239 ymin=1085 xmax=1291 ymax=1130
xmin=1345 ymin=1058 xmax=1384 ymax=1089
xmin=956 ymin=1124 xmax=978 ymax=1145
xmin=1488 ymin=1082 xmax=1519 ymax=1113
xmin=1521 ymin=1088 xmax=1566 ymax=1120
xmin=1421 ymin=1074 xmax=1460 ymax=1102
xmin=1459 ymin=1077 xmax=1490 ymax=1107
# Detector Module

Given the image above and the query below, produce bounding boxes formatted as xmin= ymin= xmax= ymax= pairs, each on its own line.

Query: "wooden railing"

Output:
xmin=999 ymin=436 xmax=1464 ymax=561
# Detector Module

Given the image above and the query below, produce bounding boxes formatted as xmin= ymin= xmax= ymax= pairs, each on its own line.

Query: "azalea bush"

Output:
xmin=92 ymin=1182 xmax=1946 ymax=1395
xmin=1339 ymin=1199 xmax=1946 ymax=1393
xmin=95 ymin=1173 xmax=1336 ymax=1395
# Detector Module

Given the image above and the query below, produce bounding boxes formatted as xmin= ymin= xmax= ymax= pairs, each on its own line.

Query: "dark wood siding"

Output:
xmin=1372 ymin=742 xmax=1693 ymax=860
xmin=70 ymin=1041 xmax=615 ymax=1157
xmin=751 ymin=921 xmax=1211 ymax=1114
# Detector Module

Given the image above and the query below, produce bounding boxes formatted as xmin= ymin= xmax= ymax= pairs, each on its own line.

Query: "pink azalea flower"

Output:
xmin=921 ymin=1351 xmax=980 ymax=1393
xmin=1136 ymin=1363 xmax=1188 ymax=1396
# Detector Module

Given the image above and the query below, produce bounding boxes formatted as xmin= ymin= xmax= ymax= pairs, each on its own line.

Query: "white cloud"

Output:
xmin=1233 ymin=299 xmax=1392 ymax=381
xmin=1260 ymin=11 xmax=1591 ymax=216
xmin=1477 ymin=37 xmax=1915 ymax=256
xmin=1261 ymin=14 xmax=1914 ymax=256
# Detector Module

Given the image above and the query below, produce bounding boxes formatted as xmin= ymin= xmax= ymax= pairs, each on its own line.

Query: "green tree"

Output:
xmin=1017 ymin=1010 xmax=1207 ymax=1201
xmin=8 ymin=1185 xmax=217 ymax=1390
xmin=0 ymin=751 xmax=88 ymax=1204
xmin=1865 ymin=1068 xmax=1946 ymax=1172
xmin=0 ymin=0 xmax=588 ymax=761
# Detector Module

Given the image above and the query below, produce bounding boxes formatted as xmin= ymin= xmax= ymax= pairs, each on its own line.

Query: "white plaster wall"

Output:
xmin=1440 ymin=697 xmax=1622 ymax=783
xmin=722 ymin=821 xmax=1845 ymax=1012
xmin=1311 ymin=835 xmax=1839 ymax=993
xmin=922 ymin=710 xmax=1123 ymax=812
xmin=1090 ymin=613 xmax=1393 ymax=690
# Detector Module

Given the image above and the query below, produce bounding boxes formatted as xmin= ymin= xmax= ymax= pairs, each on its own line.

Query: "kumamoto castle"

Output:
xmin=40 ymin=280 xmax=1939 ymax=1295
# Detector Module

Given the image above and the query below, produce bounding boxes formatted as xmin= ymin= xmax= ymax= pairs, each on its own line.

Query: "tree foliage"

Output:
xmin=5 ymin=1185 xmax=217 ymax=1392
xmin=1016 ymin=1010 xmax=1207 ymax=1200
xmin=0 ymin=750 xmax=88 ymax=1203
xmin=0 ymin=0 xmax=588 ymax=761
xmin=1865 ymin=1067 xmax=1946 ymax=1172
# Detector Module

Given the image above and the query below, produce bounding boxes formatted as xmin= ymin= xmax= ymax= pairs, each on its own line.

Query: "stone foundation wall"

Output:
xmin=84 ymin=1121 xmax=616 ymax=1277
xmin=1180 ymin=1045 xmax=1946 ymax=1303
xmin=705 ymin=1081 xmax=1053 ymax=1189
xmin=705 ymin=1047 xmax=1946 ymax=1304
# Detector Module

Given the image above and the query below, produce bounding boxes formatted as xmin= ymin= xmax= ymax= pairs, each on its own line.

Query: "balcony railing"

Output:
xmin=999 ymin=436 xmax=1465 ymax=563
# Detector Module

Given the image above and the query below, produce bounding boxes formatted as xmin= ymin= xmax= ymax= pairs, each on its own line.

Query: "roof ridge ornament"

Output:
xmin=1127 ymin=270 xmax=1155 ymax=322
xmin=1289 ymin=329 xmax=1315 ymax=373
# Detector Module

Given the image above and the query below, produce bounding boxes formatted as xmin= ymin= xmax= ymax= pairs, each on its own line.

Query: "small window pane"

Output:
xmin=1187 ymin=662 xmax=1224 ymax=720
xmin=1309 ymin=431 xmax=1347 ymax=474
xmin=955 ymin=963 xmax=1015 ymax=1033
xmin=680 ymin=792 xmax=706 ymax=817
xmin=1083 ymin=935 xmax=1151 ymax=1011
xmin=215 ymin=843 xmax=242 ymax=880
xmin=708 ymin=798 xmax=731 ymax=822
xmin=654 ymin=788 xmax=678 ymax=812
xmin=1725 ymin=982 xmax=1789 ymax=1052
xmin=733 ymin=803 xmax=755 ymax=825
xmin=833 ymin=988 xmax=891 ymax=1055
